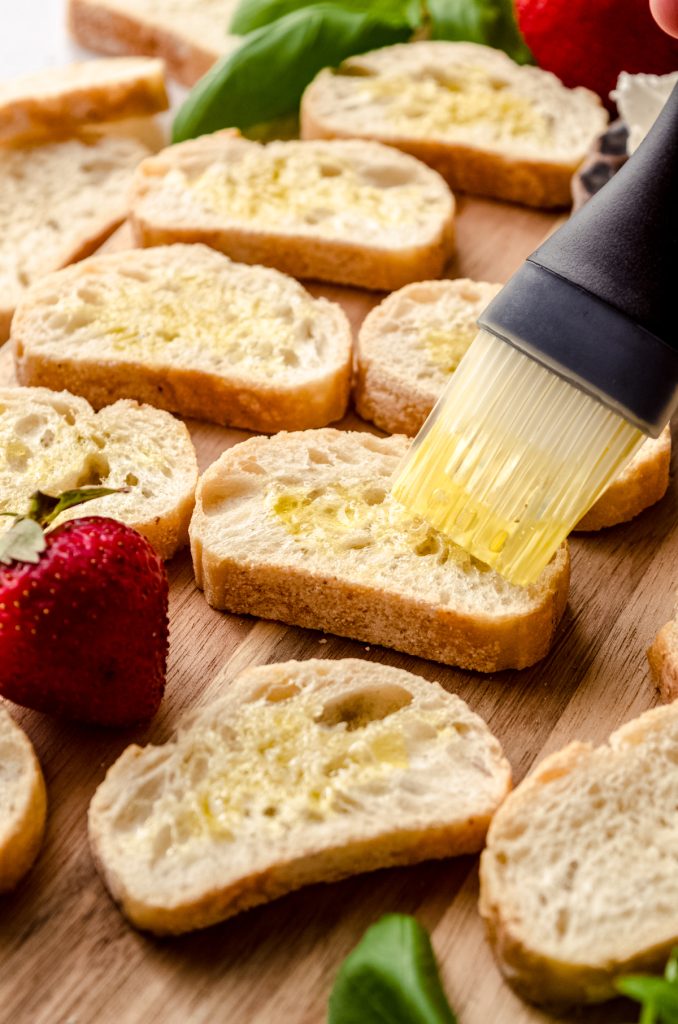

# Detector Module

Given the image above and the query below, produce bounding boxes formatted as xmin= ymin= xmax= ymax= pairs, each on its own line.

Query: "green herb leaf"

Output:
xmin=173 ymin=4 xmax=412 ymax=142
xmin=230 ymin=0 xmax=422 ymax=35
xmin=29 ymin=487 xmax=122 ymax=527
xmin=617 ymin=949 xmax=678 ymax=1024
xmin=427 ymin=0 xmax=532 ymax=64
xmin=0 ymin=518 xmax=46 ymax=566
xmin=328 ymin=914 xmax=457 ymax=1024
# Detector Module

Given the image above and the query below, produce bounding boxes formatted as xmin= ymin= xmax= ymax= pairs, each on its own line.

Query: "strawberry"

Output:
xmin=515 ymin=0 xmax=678 ymax=108
xmin=0 ymin=489 xmax=168 ymax=727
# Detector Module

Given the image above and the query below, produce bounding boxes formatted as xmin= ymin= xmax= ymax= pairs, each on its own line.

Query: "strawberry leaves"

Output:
xmin=0 ymin=487 xmax=121 ymax=566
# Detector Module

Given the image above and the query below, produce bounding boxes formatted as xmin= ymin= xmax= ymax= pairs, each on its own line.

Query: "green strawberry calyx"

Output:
xmin=0 ymin=487 xmax=124 ymax=566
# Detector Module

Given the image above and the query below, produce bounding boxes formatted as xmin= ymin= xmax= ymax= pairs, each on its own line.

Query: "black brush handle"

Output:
xmin=479 ymin=82 xmax=678 ymax=434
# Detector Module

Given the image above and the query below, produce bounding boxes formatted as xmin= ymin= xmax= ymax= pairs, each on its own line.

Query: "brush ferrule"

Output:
xmin=479 ymin=262 xmax=678 ymax=437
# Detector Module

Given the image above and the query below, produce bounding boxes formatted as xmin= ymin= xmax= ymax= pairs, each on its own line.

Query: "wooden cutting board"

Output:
xmin=1 ymin=197 xmax=674 ymax=1024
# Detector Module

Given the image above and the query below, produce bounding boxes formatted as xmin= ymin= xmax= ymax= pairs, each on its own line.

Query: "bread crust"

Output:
xmin=648 ymin=619 xmax=678 ymax=703
xmin=0 ymin=708 xmax=47 ymax=893
xmin=67 ymin=0 xmax=219 ymax=87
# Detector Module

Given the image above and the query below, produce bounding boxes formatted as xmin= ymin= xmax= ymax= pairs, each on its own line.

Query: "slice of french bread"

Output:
xmin=648 ymin=606 xmax=678 ymax=703
xmin=354 ymin=279 xmax=671 ymax=530
xmin=0 ymin=706 xmax=46 ymax=892
xmin=0 ymin=386 xmax=198 ymax=559
xmin=189 ymin=429 xmax=569 ymax=671
xmin=355 ymin=278 xmax=501 ymax=436
xmin=12 ymin=245 xmax=352 ymax=431
xmin=480 ymin=702 xmax=678 ymax=1004
xmin=89 ymin=657 xmax=511 ymax=933
xmin=0 ymin=57 xmax=168 ymax=145
xmin=67 ymin=0 xmax=239 ymax=87
xmin=301 ymin=41 xmax=608 ymax=208
xmin=0 ymin=133 xmax=149 ymax=343
xmin=129 ymin=131 xmax=456 ymax=291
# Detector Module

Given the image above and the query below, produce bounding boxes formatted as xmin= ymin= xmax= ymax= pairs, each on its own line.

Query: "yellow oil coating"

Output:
xmin=422 ymin=325 xmax=478 ymax=374
xmin=361 ymin=69 xmax=550 ymax=141
xmin=189 ymin=151 xmax=428 ymax=230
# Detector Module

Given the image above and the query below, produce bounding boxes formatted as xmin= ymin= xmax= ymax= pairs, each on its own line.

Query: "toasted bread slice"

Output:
xmin=0 ymin=133 xmax=148 ymax=343
xmin=89 ymin=657 xmax=511 ymax=933
xmin=0 ymin=57 xmax=168 ymax=145
xmin=0 ymin=706 xmax=46 ymax=892
xmin=301 ymin=41 xmax=607 ymax=208
xmin=354 ymin=279 xmax=671 ymax=530
xmin=68 ymin=0 xmax=239 ymax=87
xmin=355 ymin=278 xmax=501 ymax=436
xmin=12 ymin=245 xmax=352 ymax=431
xmin=0 ymin=386 xmax=197 ymax=559
xmin=480 ymin=702 xmax=678 ymax=1004
xmin=648 ymin=604 xmax=678 ymax=703
xmin=130 ymin=132 xmax=456 ymax=291
xmin=189 ymin=429 xmax=569 ymax=671
xmin=576 ymin=427 xmax=671 ymax=531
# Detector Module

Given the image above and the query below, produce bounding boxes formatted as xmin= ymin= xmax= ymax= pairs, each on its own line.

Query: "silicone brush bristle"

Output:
xmin=391 ymin=329 xmax=646 ymax=586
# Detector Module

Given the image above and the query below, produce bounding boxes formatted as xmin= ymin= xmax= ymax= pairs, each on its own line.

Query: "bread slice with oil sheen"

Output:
xmin=12 ymin=245 xmax=352 ymax=432
xmin=480 ymin=702 xmax=678 ymax=1004
xmin=189 ymin=429 xmax=569 ymax=671
xmin=301 ymin=41 xmax=608 ymax=208
xmin=67 ymin=0 xmax=240 ymax=87
xmin=0 ymin=707 xmax=47 ymax=892
xmin=88 ymin=657 xmax=511 ymax=933
xmin=0 ymin=132 xmax=148 ymax=343
xmin=0 ymin=57 xmax=168 ymax=145
xmin=129 ymin=131 xmax=456 ymax=291
xmin=354 ymin=278 xmax=671 ymax=529
xmin=0 ymin=386 xmax=198 ymax=559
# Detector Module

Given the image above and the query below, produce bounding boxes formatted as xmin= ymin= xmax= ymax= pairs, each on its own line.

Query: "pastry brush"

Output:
xmin=392 ymin=82 xmax=678 ymax=587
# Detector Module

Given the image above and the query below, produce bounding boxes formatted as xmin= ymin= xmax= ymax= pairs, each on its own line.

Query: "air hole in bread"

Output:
xmin=238 ymin=459 xmax=266 ymax=476
xmin=125 ymin=473 xmax=139 ymax=487
xmin=316 ymin=683 xmax=413 ymax=731
xmin=360 ymin=165 xmax=416 ymax=189
xmin=76 ymin=453 xmax=110 ymax=488
xmin=363 ymin=486 xmax=386 ymax=505
xmin=76 ymin=285 xmax=103 ymax=304
xmin=319 ymin=163 xmax=342 ymax=177
xmin=14 ymin=414 xmax=46 ymax=437
xmin=201 ymin=474 xmax=259 ymax=514
xmin=308 ymin=448 xmax=331 ymax=466
xmin=6 ymin=438 xmax=30 ymax=471
xmin=253 ymin=681 xmax=301 ymax=703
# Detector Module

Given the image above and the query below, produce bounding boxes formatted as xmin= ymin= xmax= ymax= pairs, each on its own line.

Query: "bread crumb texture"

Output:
xmin=480 ymin=702 xmax=678 ymax=1004
xmin=89 ymin=659 xmax=510 ymax=932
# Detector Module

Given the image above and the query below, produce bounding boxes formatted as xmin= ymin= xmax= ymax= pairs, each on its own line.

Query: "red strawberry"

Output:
xmin=515 ymin=0 xmax=678 ymax=108
xmin=0 ymin=489 xmax=168 ymax=727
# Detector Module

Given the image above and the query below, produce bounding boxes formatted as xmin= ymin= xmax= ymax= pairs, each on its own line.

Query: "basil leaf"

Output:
xmin=230 ymin=0 xmax=421 ymax=35
xmin=328 ymin=914 xmax=457 ymax=1024
xmin=617 ymin=976 xmax=678 ymax=1023
xmin=173 ymin=5 xmax=412 ymax=141
xmin=428 ymin=0 xmax=532 ymax=64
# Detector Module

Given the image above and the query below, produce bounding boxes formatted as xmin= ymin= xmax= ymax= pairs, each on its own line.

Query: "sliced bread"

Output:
xmin=89 ymin=657 xmax=511 ymax=933
xmin=189 ymin=429 xmax=570 ymax=671
xmin=0 ymin=133 xmax=149 ymax=343
xmin=0 ymin=386 xmax=198 ymax=559
xmin=12 ymin=245 xmax=352 ymax=431
xmin=355 ymin=278 xmax=501 ymax=436
xmin=354 ymin=279 xmax=671 ymax=530
xmin=0 ymin=706 xmax=47 ymax=892
xmin=480 ymin=702 xmax=678 ymax=1004
xmin=129 ymin=131 xmax=456 ymax=291
xmin=0 ymin=58 xmax=168 ymax=145
xmin=301 ymin=41 xmax=608 ymax=208
xmin=648 ymin=605 xmax=678 ymax=703
xmin=68 ymin=0 xmax=239 ymax=87
xmin=576 ymin=427 xmax=671 ymax=531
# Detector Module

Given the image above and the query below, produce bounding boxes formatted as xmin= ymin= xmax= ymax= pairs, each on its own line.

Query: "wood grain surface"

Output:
xmin=0 ymin=197 xmax=673 ymax=1024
